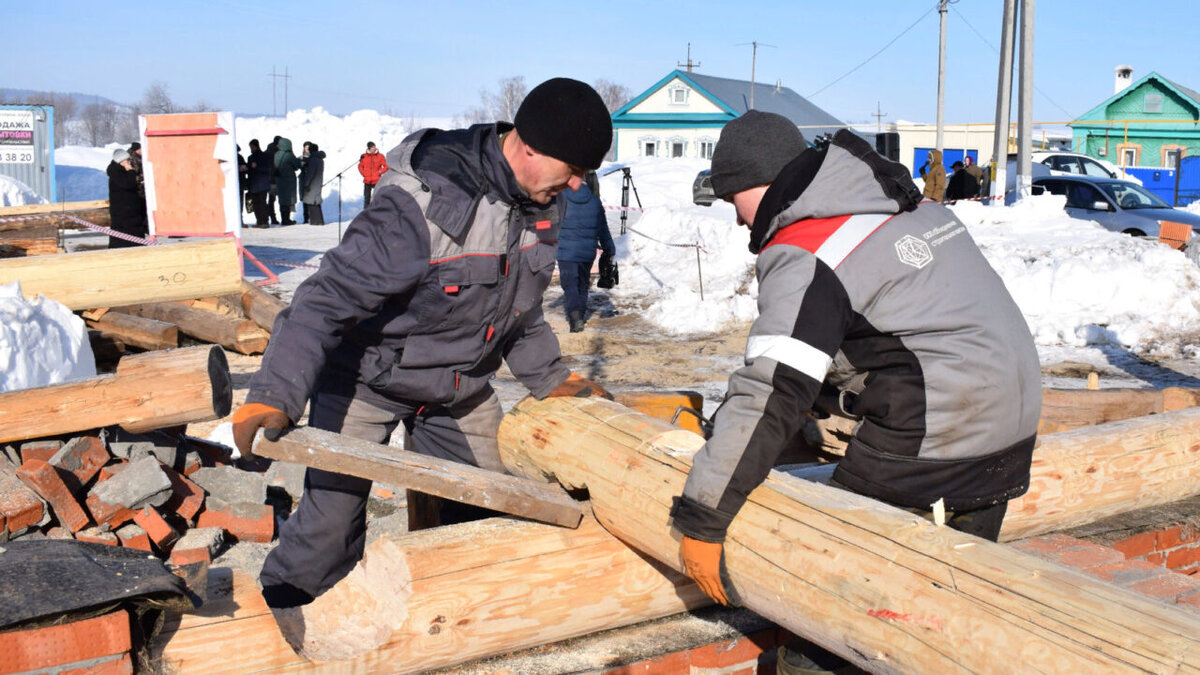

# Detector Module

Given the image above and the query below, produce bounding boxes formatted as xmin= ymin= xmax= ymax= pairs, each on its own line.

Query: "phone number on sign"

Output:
xmin=1 ymin=151 xmax=34 ymax=164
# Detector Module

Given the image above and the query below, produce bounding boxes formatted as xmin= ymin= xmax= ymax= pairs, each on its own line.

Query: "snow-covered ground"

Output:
xmin=18 ymin=108 xmax=1200 ymax=391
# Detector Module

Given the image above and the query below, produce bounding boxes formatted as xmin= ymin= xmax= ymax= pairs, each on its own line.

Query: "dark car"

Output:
xmin=1032 ymin=175 xmax=1200 ymax=240
xmin=692 ymin=169 xmax=716 ymax=206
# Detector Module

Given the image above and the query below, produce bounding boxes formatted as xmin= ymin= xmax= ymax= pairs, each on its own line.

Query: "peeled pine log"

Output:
xmin=151 ymin=512 xmax=705 ymax=673
xmin=86 ymin=311 xmax=178 ymax=351
xmin=240 ymin=279 xmax=288 ymax=333
xmin=114 ymin=301 xmax=268 ymax=355
xmin=0 ymin=200 xmax=110 ymax=232
xmin=0 ymin=223 xmax=59 ymax=257
xmin=0 ymin=345 xmax=231 ymax=443
xmin=1038 ymin=386 xmax=1200 ymax=433
xmin=0 ymin=238 xmax=242 ymax=311
xmin=498 ymin=397 xmax=1200 ymax=673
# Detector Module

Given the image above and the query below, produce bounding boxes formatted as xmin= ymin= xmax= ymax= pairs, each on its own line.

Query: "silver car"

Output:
xmin=1033 ymin=175 xmax=1200 ymax=240
xmin=692 ymin=169 xmax=716 ymax=206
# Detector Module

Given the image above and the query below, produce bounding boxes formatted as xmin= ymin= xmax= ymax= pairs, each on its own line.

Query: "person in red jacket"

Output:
xmin=357 ymin=141 xmax=389 ymax=205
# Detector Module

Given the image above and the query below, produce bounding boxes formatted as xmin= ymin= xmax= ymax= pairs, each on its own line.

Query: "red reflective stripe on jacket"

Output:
xmin=761 ymin=215 xmax=852 ymax=254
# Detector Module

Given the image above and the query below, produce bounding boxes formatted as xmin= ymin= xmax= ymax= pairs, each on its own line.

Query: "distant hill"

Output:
xmin=0 ymin=88 xmax=126 ymax=108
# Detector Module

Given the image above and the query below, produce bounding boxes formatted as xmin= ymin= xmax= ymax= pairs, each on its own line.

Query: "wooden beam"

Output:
xmin=239 ymin=280 xmax=287 ymax=333
xmin=86 ymin=312 xmax=178 ymax=351
xmin=254 ymin=426 xmax=584 ymax=529
xmin=0 ymin=199 xmax=109 ymax=216
xmin=151 ymin=512 xmax=701 ymax=672
xmin=112 ymin=301 xmax=268 ymax=355
xmin=0 ymin=224 xmax=59 ymax=257
xmin=0 ymin=239 xmax=243 ymax=311
xmin=0 ymin=208 xmax=110 ymax=233
xmin=497 ymin=397 xmax=1200 ymax=673
xmin=0 ymin=345 xmax=232 ymax=443
xmin=1039 ymin=386 xmax=1200 ymax=433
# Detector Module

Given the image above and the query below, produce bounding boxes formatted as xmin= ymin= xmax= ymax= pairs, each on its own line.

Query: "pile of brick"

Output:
xmin=0 ymin=429 xmax=304 ymax=596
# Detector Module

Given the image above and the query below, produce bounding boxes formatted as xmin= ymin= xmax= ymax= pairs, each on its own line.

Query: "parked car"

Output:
xmin=1031 ymin=151 xmax=1142 ymax=185
xmin=693 ymin=169 xmax=716 ymax=206
xmin=1032 ymin=175 xmax=1200 ymax=240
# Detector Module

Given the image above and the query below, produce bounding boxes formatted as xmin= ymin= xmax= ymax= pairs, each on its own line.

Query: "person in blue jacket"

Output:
xmin=556 ymin=176 xmax=615 ymax=332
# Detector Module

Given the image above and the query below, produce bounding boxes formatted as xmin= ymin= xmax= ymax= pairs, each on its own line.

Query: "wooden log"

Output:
xmin=1039 ymin=386 xmax=1200 ymax=433
xmin=113 ymin=301 xmax=268 ymax=355
xmin=0 ymin=199 xmax=109 ymax=216
xmin=0 ymin=239 xmax=243 ymax=311
xmin=254 ymin=426 xmax=583 ymax=528
xmin=0 ymin=223 xmax=59 ymax=257
xmin=86 ymin=312 xmax=178 ymax=351
xmin=0 ymin=208 xmax=111 ymax=233
xmin=0 ymin=345 xmax=232 ymax=443
xmin=240 ymin=279 xmax=288 ymax=333
xmin=151 ymin=513 xmax=703 ymax=672
xmin=497 ymin=397 xmax=1200 ymax=673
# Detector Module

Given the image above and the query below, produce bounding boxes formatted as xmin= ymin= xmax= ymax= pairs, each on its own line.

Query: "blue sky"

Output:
xmin=3 ymin=1 xmax=1197 ymax=125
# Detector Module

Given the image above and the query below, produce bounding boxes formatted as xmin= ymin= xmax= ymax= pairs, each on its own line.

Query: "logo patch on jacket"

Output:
xmin=895 ymin=235 xmax=933 ymax=269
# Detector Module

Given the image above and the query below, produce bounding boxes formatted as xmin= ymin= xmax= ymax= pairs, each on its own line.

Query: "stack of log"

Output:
xmin=0 ymin=199 xmax=109 ymax=259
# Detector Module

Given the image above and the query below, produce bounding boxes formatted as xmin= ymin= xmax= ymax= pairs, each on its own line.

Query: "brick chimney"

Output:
xmin=1115 ymin=65 xmax=1134 ymax=94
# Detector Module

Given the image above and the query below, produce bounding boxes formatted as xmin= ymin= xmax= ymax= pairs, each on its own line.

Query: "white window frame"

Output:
xmin=670 ymin=140 xmax=686 ymax=158
xmin=1121 ymin=148 xmax=1137 ymax=167
xmin=1165 ymin=148 xmax=1182 ymax=169
xmin=668 ymin=85 xmax=689 ymax=106
xmin=699 ymin=138 xmax=716 ymax=160
xmin=639 ymin=136 xmax=657 ymax=157
xmin=1144 ymin=93 xmax=1164 ymax=113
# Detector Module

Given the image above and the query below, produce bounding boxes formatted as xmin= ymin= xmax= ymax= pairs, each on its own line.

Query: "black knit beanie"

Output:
xmin=710 ymin=110 xmax=807 ymax=199
xmin=514 ymin=78 xmax=612 ymax=170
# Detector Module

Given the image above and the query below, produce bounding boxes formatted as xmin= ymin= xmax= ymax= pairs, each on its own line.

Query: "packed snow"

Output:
xmin=15 ymin=107 xmax=1199 ymax=394
xmin=0 ymin=281 xmax=95 ymax=392
xmin=1 ymin=174 xmax=45 ymax=207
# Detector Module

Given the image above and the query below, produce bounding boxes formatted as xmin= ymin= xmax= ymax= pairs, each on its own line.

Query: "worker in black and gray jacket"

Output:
xmin=230 ymin=78 xmax=615 ymax=609
xmin=671 ymin=112 xmax=1041 ymax=608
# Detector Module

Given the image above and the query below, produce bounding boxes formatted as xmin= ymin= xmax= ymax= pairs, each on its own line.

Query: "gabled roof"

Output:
xmin=1074 ymin=70 xmax=1200 ymax=124
xmin=613 ymin=69 xmax=846 ymax=138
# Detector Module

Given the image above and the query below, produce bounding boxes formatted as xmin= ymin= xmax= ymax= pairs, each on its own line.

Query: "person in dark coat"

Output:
xmin=127 ymin=141 xmax=145 ymax=198
xmin=274 ymin=137 xmax=301 ymax=225
xmin=247 ymin=139 xmax=273 ymax=228
xmin=556 ymin=179 xmax=614 ymax=332
xmin=945 ymin=160 xmax=980 ymax=201
xmin=266 ymin=136 xmax=281 ymax=224
xmin=300 ymin=141 xmax=326 ymax=226
xmin=106 ymin=148 xmax=148 ymax=248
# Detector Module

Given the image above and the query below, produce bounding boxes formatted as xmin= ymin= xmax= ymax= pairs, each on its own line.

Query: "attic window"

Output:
xmin=669 ymin=86 xmax=689 ymax=105
xmin=1144 ymin=93 xmax=1164 ymax=113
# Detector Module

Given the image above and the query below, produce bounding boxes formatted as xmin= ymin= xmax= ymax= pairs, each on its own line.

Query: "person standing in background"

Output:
xmin=556 ymin=175 xmax=614 ymax=332
xmin=274 ymin=137 xmax=302 ymax=226
xmin=106 ymin=148 xmax=148 ymax=248
xmin=266 ymin=136 xmax=281 ymax=224
xmin=358 ymin=141 xmax=389 ymax=206
xmin=247 ymin=139 xmax=272 ymax=228
xmin=300 ymin=141 xmax=326 ymax=226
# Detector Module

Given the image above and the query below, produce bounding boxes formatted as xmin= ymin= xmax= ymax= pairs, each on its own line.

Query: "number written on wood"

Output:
xmin=158 ymin=272 xmax=188 ymax=285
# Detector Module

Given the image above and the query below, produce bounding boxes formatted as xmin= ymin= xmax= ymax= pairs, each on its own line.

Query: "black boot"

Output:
xmin=568 ymin=310 xmax=586 ymax=333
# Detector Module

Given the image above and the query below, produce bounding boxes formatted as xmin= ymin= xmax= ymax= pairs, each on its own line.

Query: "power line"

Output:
xmin=807 ymin=4 xmax=939 ymax=99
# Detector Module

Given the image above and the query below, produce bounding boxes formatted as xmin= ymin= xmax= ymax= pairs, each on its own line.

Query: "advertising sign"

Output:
xmin=0 ymin=109 xmax=35 ymax=164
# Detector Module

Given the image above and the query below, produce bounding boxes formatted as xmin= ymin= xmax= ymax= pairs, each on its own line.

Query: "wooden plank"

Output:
xmin=0 ymin=208 xmax=110 ymax=233
xmin=0 ymin=199 xmax=108 ymax=216
xmin=0 ymin=345 xmax=232 ymax=443
xmin=86 ymin=312 xmax=178 ymax=351
xmin=112 ymin=301 xmax=268 ymax=355
xmin=151 ymin=513 xmax=700 ymax=672
xmin=254 ymin=426 xmax=583 ymax=529
xmin=497 ymin=397 xmax=1200 ymax=673
xmin=0 ymin=239 xmax=242 ymax=311
xmin=1039 ymin=386 xmax=1200 ymax=432
xmin=240 ymin=280 xmax=288 ymax=333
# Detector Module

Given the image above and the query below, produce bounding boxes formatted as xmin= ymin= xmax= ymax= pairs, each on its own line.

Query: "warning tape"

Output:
xmin=604 ymin=205 xmax=643 ymax=212
xmin=62 ymin=214 xmax=160 ymax=246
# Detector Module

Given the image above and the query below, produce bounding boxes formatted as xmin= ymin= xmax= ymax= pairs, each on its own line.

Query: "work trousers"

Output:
xmin=259 ymin=382 xmax=505 ymax=602
xmin=557 ymin=260 xmax=593 ymax=317
xmin=267 ymin=184 xmax=279 ymax=223
xmin=363 ymin=182 xmax=375 ymax=206
xmin=249 ymin=191 xmax=269 ymax=226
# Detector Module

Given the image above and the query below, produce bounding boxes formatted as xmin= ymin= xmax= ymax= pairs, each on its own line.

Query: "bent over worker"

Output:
xmin=670 ymin=112 xmax=1041 ymax=611
xmin=232 ymin=77 xmax=614 ymax=609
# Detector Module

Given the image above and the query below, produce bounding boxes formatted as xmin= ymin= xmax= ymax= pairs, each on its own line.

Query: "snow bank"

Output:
xmin=0 ymin=282 xmax=96 ymax=393
xmin=1 ymin=174 xmax=46 ymax=207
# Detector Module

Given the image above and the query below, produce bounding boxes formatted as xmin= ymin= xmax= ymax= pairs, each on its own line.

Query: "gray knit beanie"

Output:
xmin=709 ymin=110 xmax=807 ymax=199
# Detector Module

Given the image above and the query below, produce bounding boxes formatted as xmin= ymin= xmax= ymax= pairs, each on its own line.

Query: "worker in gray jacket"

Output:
xmin=671 ymin=112 xmax=1041 ymax=614
xmin=231 ymin=78 xmax=614 ymax=608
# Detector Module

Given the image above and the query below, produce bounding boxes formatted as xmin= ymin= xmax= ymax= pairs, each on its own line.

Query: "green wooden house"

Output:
xmin=1071 ymin=70 xmax=1200 ymax=169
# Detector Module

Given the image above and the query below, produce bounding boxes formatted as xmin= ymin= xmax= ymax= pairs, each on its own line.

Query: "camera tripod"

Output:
xmin=619 ymin=167 xmax=642 ymax=235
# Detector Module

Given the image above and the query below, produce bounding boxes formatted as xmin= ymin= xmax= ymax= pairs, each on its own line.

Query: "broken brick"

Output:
xmin=0 ymin=610 xmax=130 ymax=674
xmin=0 ymin=462 xmax=46 ymax=537
xmin=49 ymin=436 xmax=110 ymax=490
xmin=114 ymin=523 xmax=152 ymax=552
xmin=197 ymin=499 xmax=274 ymax=543
xmin=74 ymin=527 xmax=119 ymax=546
xmin=60 ymin=652 xmax=133 ymax=675
xmin=17 ymin=459 xmax=91 ymax=532
xmin=19 ymin=440 xmax=63 ymax=465
xmin=160 ymin=465 xmax=204 ymax=523
xmin=86 ymin=456 xmax=172 ymax=528
xmin=132 ymin=505 xmax=180 ymax=551
xmin=171 ymin=526 xmax=225 ymax=558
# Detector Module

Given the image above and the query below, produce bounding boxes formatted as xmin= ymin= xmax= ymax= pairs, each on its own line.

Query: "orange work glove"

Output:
xmin=231 ymin=402 xmax=290 ymax=459
xmin=680 ymin=535 xmax=731 ymax=606
xmin=545 ymin=372 xmax=614 ymax=400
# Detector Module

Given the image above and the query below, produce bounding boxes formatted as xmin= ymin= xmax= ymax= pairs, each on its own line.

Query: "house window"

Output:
xmin=671 ymin=141 xmax=685 ymax=158
xmin=668 ymin=86 xmax=689 ymax=105
xmin=643 ymin=141 xmax=656 ymax=157
xmin=1164 ymin=146 xmax=1184 ymax=168
xmin=1117 ymin=144 xmax=1140 ymax=167
xmin=699 ymin=140 xmax=715 ymax=159
xmin=1144 ymin=93 xmax=1164 ymax=113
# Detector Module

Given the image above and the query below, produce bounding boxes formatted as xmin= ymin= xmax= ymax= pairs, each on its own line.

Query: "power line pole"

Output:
xmin=1015 ymin=0 xmax=1035 ymax=200
xmin=736 ymin=41 xmax=775 ymax=109
xmin=268 ymin=66 xmax=292 ymax=116
xmin=989 ymin=0 xmax=1016 ymax=202
xmin=872 ymin=101 xmax=887 ymax=133
xmin=936 ymin=0 xmax=949 ymax=153
xmin=677 ymin=43 xmax=700 ymax=73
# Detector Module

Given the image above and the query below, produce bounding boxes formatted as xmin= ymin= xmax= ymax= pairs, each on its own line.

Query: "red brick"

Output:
xmin=196 ymin=501 xmax=274 ymax=543
xmin=50 ymin=436 xmax=110 ymax=488
xmin=160 ymin=465 xmax=204 ymax=522
xmin=85 ymin=493 xmax=136 ymax=531
xmin=1128 ymin=570 xmax=1200 ymax=601
xmin=0 ymin=610 xmax=130 ymax=673
xmin=132 ymin=505 xmax=180 ymax=550
xmin=1179 ymin=589 xmax=1200 ymax=611
xmin=1013 ymin=534 xmax=1123 ymax=569
xmin=1166 ymin=545 xmax=1200 ymax=572
xmin=168 ymin=546 xmax=211 ymax=596
xmin=1146 ymin=552 xmax=1167 ymax=566
xmin=1156 ymin=526 xmax=1186 ymax=551
xmin=75 ymin=527 xmax=119 ymax=546
xmin=19 ymin=440 xmax=62 ymax=464
xmin=114 ymin=523 xmax=152 ymax=552
xmin=690 ymin=629 xmax=780 ymax=668
xmin=1087 ymin=559 xmax=1162 ymax=586
xmin=1009 ymin=533 xmax=1082 ymax=555
xmin=97 ymin=460 xmax=128 ymax=482
xmin=1113 ymin=531 xmax=1158 ymax=559
xmin=604 ymin=650 xmax=692 ymax=674
xmin=0 ymin=463 xmax=45 ymax=536
xmin=16 ymin=459 xmax=91 ymax=532
xmin=60 ymin=652 xmax=133 ymax=675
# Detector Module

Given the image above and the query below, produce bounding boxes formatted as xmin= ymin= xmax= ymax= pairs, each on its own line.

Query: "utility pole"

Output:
xmin=677 ymin=43 xmax=700 ymax=73
xmin=936 ymin=0 xmax=949 ymax=153
xmin=736 ymin=41 xmax=775 ymax=109
xmin=989 ymin=0 xmax=1016 ymax=202
xmin=268 ymin=66 xmax=292 ymax=117
xmin=872 ymin=101 xmax=887 ymax=133
xmin=1015 ymin=0 xmax=1035 ymax=200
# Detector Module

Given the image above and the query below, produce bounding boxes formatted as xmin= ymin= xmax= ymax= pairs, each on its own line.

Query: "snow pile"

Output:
xmin=55 ymin=144 xmax=121 ymax=202
xmin=0 ymin=174 xmax=46 ymax=207
xmin=0 ymin=281 xmax=96 ymax=393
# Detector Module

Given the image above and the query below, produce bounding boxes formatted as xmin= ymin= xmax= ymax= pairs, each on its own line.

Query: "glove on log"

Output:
xmin=231 ymin=402 xmax=290 ymax=459
xmin=545 ymin=372 xmax=614 ymax=400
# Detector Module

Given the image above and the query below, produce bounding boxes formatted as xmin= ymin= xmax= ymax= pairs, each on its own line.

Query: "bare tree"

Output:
xmin=80 ymin=103 xmax=120 ymax=146
xmin=459 ymin=76 xmax=527 ymax=125
xmin=50 ymin=94 xmax=77 ymax=146
xmin=140 ymin=81 xmax=176 ymax=115
xmin=593 ymin=79 xmax=632 ymax=113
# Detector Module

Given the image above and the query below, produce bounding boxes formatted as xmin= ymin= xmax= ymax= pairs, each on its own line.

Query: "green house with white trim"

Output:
xmin=1072 ymin=69 xmax=1200 ymax=169
xmin=610 ymin=70 xmax=845 ymax=162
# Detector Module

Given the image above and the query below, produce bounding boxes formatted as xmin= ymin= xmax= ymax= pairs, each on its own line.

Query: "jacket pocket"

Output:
xmin=427 ymin=255 xmax=501 ymax=328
